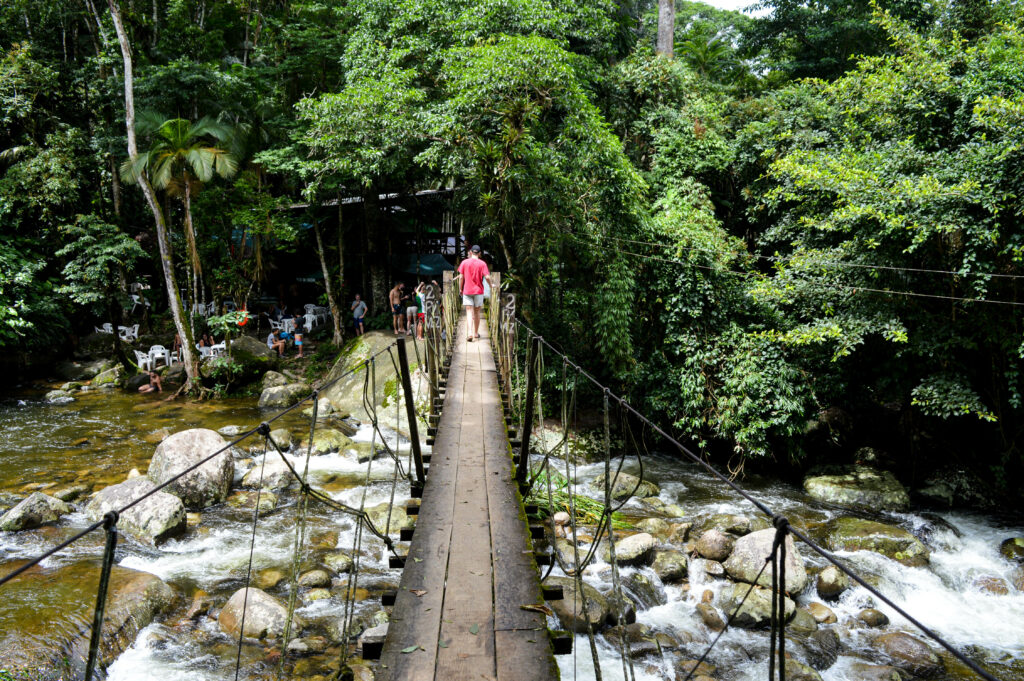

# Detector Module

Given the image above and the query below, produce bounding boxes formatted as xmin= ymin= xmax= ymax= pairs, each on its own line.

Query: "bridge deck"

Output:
xmin=378 ymin=318 xmax=557 ymax=681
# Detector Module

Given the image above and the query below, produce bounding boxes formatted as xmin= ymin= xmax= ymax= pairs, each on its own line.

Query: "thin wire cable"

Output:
xmin=599 ymin=233 xmax=1024 ymax=280
xmin=0 ymin=341 xmax=402 ymax=590
xmin=511 ymin=315 xmax=1005 ymax=681
xmin=234 ymin=428 xmax=270 ymax=681
xmin=567 ymin=234 xmax=1024 ymax=308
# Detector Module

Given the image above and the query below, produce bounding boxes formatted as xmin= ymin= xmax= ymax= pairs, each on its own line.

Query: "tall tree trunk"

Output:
xmin=151 ymin=0 xmax=158 ymax=47
xmin=364 ymin=190 xmax=386 ymax=312
xmin=108 ymin=0 xmax=200 ymax=390
xmin=656 ymin=0 xmax=675 ymax=58
xmin=312 ymin=217 xmax=344 ymax=344
xmin=109 ymin=155 xmax=122 ymax=218
xmin=184 ymin=181 xmax=204 ymax=317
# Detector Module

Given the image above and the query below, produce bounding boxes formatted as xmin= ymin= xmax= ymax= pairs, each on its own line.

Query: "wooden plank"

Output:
xmin=378 ymin=324 xmax=467 ymax=680
xmin=435 ymin=323 xmax=497 ymax=677
xmin=495 ymin=630 xmax=560 ymax=681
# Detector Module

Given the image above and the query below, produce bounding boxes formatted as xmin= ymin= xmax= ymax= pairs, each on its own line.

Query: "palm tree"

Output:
xmin=121 ymin=115 xmax=238 ymax=315
xmin=679 ymin=34 xmax=735 ymax=80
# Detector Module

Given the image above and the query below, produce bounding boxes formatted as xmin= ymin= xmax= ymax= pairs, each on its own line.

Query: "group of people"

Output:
xmin=388 ymin=281 xmax=430 ymax=339
xmin=348 ymin=244 xmax=492 ymax=341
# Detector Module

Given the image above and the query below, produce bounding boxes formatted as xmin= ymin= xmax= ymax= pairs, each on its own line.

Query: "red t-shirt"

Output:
xmin=458 ymin=258 xmax=490 ymax=295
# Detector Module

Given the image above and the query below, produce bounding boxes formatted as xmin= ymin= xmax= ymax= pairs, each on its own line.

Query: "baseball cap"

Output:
xmin=470 ymin=244 xmax=481 ymax=253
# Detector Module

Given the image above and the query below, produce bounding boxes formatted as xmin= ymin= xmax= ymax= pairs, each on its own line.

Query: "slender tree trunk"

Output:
xmin=109 ymin=156 xmax=122 ymax=218
xmin=312 ymin=217 xmax=344 ymax=344
xmin=151 ymin=0 xmax=158 ymax=47
xmin=656 ymin=0 xmax=675 ymax=58
xmin=108 ymin=0 xmax=200 ymax=390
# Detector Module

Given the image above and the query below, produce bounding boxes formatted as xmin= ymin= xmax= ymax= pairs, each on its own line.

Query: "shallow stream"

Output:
xmin=1 ymin=387 xmax=1022 ymax=681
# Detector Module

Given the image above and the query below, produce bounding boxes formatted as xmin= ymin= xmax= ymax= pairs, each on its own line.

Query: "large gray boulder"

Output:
xmin=804 ymin=465 xmax=910 ymax=511
xmin=601 ymin=532 xmax=658 ymax=566
xmin=241 ymin=458 xmax=294 ymax=491
xmin=0 ymin=492 xmax=72 ymax=531
xmin=592 ymin=472 xmax=660 ymax=501
xmin=717 ymin=582 xmax=795 ymax=628
xmin=44 ymin=389 xmax=74 ymax=404
xmin=696 ymin=529 xmax=735 ymax=561
xmin=364 ymin=501 xmax=414 ymax=535
xmin=0 ymin=561 xmax=175 ymax=680
xmin=219 ymin=587 xmax=303 ymax=639
xmin=651 ymin=549 xmax=688 ymax=583
xmin=543 ymin=576 xmax=609 ymax=632
xmin=148 ymin=428 xmax=234 ymax=510
xmin=874 ymin=632 xmax=943 ymax=677
xmin=258 ymin=382 xmax=310 ymax=409
xmin=320 ymin=331 xmax=413 ymax=421
xmin=85 ymin=478 xmax=185 ymax=545
xmin=826 ymin=517 xmax=929 ymax=567
xmin=724 ymin=528 xmax=808 ymax=594
xmin=311 ymin=428 xmax=354 ymax=455
xmin=262 ymin=370 xmax=288 ymax=390
xmin=230 ymin=335 xmax=280 ymax=377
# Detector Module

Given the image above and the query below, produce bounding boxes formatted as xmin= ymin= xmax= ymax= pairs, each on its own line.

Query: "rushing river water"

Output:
xmin=1 ymin=386 xmax=1023 ymax=681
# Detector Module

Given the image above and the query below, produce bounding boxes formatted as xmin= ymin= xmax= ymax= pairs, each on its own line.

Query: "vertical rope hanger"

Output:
xmin=84 ymin=510 xmax=119 ymax=681
xmin=234 ymin=423 xmax=272 ymax=681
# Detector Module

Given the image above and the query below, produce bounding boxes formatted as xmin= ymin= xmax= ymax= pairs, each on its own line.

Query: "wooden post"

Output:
xmin=397 ymin=338 xmax=426 ymax=484
xmin=517 ymin=334 xmax=541 ymax=485
xmin=427 ymin=332 xmax=438 ymax=414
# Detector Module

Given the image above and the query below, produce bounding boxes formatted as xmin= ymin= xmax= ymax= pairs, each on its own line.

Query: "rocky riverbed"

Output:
xmin=1 ymin=336 xmax=1022 ymax=680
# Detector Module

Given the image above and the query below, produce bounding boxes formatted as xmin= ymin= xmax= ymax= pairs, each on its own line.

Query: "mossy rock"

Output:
xmin=999 ymin=537 xmax=1024 ymax=563
xmin=826 ymin=517 xmax=929 ymax=567
xmin=804 ymin=465 xmax=909 ymax=511
xmin=311 ymin=428 xmax=354 ymax=455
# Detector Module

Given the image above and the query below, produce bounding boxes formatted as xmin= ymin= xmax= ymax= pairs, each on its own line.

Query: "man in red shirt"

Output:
xmin=457 ymin=244 xmax=491 ymax=341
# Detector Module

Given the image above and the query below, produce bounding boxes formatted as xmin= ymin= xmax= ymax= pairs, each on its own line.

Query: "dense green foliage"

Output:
xmin=2 ymin=0 xmax=1023 ymax=494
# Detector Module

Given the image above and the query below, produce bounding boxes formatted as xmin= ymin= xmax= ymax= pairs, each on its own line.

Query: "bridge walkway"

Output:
xmin=378 ymin=317 xmax=557 ymax=681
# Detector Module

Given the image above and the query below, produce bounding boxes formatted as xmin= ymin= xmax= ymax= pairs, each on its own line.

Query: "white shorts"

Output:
xmin=462 ymin=293 xmax=484 ymax=307
xmin=406 ymin=306 xmax=418 ymax=316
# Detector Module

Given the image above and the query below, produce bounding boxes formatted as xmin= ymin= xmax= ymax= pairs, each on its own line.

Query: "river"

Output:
xmin=1 ymin=387 xmax=1023 ymax=681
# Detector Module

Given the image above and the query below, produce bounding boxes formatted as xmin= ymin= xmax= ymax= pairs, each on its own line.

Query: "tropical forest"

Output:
xmin=1 ymin=0 xmax=1023 ymax=680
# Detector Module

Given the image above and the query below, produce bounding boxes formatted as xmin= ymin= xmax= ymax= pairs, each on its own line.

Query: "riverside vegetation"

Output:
xmin=2 ymin=0 xmax=1024 ymax=678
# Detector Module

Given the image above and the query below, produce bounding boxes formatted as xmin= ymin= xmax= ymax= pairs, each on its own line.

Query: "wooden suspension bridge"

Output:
xmin=371 ymin=311 xmax=561 ymax=681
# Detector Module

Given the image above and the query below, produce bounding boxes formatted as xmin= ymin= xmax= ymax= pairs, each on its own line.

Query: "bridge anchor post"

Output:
xmin=397 ymin=338 xmax=426 ymax=484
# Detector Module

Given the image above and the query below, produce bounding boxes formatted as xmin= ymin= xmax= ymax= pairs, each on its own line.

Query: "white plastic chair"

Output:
xmin=118 ymin=324 xmax=139 ymax=342
xmin=210 ymin=342 xmax=227 ymax=357
xmin=281 ymin=318 xmax=296 ymax=334
xmin=131 ymin=295 xmax=150 ymax=314
xmin=95 ymin=323 xmax=114 ymax=334
xmin=149 ymin=345 xmax=171 ymax=368
xmin=303 ymin=313 xmax=316 ymax=333
xmin=134 ymin=350 xmax=153 ymax=371
xmin=268 ymin=319 xmax=284 ymax=332
xmin=304 ymin=304 xmax=316 ymax=315
xmin=197 ymin=344 xmax=214 ymax=358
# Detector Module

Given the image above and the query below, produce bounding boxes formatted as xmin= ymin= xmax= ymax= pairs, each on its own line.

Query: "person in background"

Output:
xmin=390 ymin=282 xmax=405 ymax=335
xmin=267 ymin=329 xmax=286 ymax=357
xmin=294 ymin=329 xmax=304 ymax=358
xmin=198 ymin=331 xmax=215 ymax=347
xmin=138 ymin=371 xmax=162 ymax=394
xmin=457 ymin=244 xmax=491 ymax=341
xmin=351 ymin=294 xmax=367 ymax=336
xmin=405 ymin=283 xmax=419 ymax=336
xmin=415 ymin=282 xmax=426 ymax=339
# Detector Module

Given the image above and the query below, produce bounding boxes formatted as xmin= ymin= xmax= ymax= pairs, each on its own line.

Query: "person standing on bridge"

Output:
xmin=458 ymin=244 xmax=491 ymax=341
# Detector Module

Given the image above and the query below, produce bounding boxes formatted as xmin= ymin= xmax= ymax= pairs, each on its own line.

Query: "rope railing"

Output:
xmin=494 ymin=301 xmax=1005 ymax=681
xmin=0 ymin=334 xmax=434 ymax=680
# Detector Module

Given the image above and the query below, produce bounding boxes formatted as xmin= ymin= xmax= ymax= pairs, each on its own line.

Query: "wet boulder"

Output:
xmin=724 ymin=528 xmax=808 ymax=594
xmin=148 ymin=428 xmax=234 ymax=510
xmin=323 ymin=551 xmax=355 ymax=574
xmin=262 ymin=370 xmax=288 ymax=390
xmin=219 ymin=587 xmax=304 ymax=640
xmin=44 ymin=389 xmax=74 ymax=404
xmin=92 ymin=365 xmax=124 ymax=388
xmin=826 ymin=518 xmax=929 ymax=567
xmin=804 ymin=465 xmax=909 ymax=511
xmin=806 ymin=602 xmax=837 ymax=624
xmin=694 ymin=513 xmax=766 ymax=537
xmin=543 ymin=575 xmax=609 ymax=632
xmin=258 ymin=382 xmax=310 ymax=409
xmin=592 ymin=472 xmax=660 ymax=501
xmin=0 ymin=560 xmax=175 ymax=680
xmin=816 ymin=565 xmax=850 ymax=600
xmin=0 ymin=492 xmax=72 ymax=531
xmin=230 ymin=335 xmax=280 ymax=376
xmin=241 ymin=458 xmax=294 ymax=491
xmin=999 ymin=537 xmax=1024 ymax=563
xmin=270 ymin=428 xmax=293 ymax=450
xmin=783 ymin=659 xmax=824 ymax=681
xmin=716 ymin=582 xmax=795 ymax=628
xmin=696 ymin=529 xmax=735 ymax=562
xmin=858 ymin=608 xmax=889 ymax=627
xmin=651 ymin=548 xmax=688 ymax=583
xmin=311 ymin=428 xmax=354 ymax=455
xmin=364 ymin=500 xmax=414 ymax=535
xmin=804 ymin=628 xmax=841 ymax=670
xmin=635 ymin=517 xmax=672 ymax=540
xmin=874 ymin=632 xmax=943 ymax=678
xmin=57 ymin=355 xmax=110 ymax=379
xmin=85 ymin=478 xmax=185 ymax=545
xmin=227 ymin=489 xmax=277 ymax=517
xmin=696 ymin=602 xmax=725 ymax=631
xmin=601 ymin=532 xmax=657 ymax=566
xmin=622 ymin=571 xmax=665 ymax=608
xmin=1011 ymin=566 xmax=1024 ymax=592
xmin=848 ymin=663 xmax=908 ymax=681
xmin=299 ymin=569 xmax=332 ymax=588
